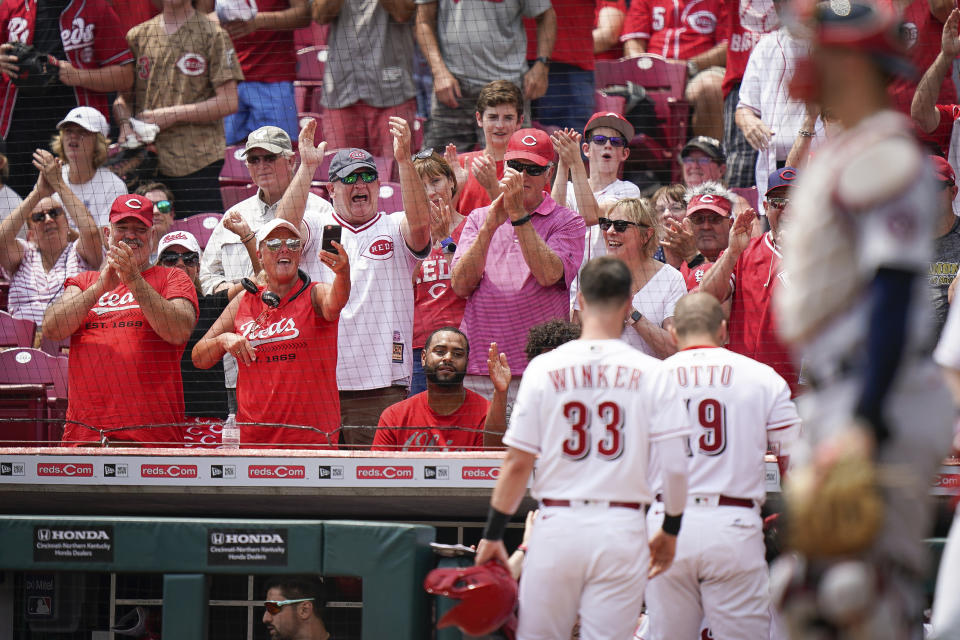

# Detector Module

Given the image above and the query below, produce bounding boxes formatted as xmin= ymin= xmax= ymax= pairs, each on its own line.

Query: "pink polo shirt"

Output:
xmin=452 ymin=194 xmax=585 ymax=375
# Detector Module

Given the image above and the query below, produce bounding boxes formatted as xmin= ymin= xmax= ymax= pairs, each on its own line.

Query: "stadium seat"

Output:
xmin=221 ymin=183 xmax=258 ymax=210
xmin=378 ymin=182 xmax=404 ymax=214
xmin=171 ymin=213 xmax=223 ymax=250
xmin=731 ymin=186 xmax=759 ymax=211
xmin=295 ymin=46 xmax=327 ymax=117
xmin=293 ymin=22 xmax=329 ymax=49
xmin=595 ymin=56 xmax=691 ymax=183
xmin=220 ymin=145 xmax=250 ymax=185
xmin=0 ymin=348 xmax=68 ymax=446
xmin=412 ymin=117 xmax=426 ymax=151
xmin=39 ymin=335 xmax=70 ymax=357
xmin=0 ymin=311 xmax=36 ymax=349
xmin=0 ymin=278 xmax=8 ymax=312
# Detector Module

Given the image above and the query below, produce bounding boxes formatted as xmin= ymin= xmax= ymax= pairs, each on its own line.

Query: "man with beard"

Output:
xmin=262 ymin=576 xmax=330 ymax=640
xmin=372 ymin=327 xmax=510 ymax=451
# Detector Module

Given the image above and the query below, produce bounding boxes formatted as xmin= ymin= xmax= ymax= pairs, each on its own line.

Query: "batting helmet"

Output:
xmin=423 ymin=561 xmax=518 ymax=636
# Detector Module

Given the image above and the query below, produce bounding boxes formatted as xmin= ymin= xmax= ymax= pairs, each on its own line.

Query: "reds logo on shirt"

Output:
xmin=238 ymin=316 xmax=301 ymax=345
xmin=687 ymin=10 xmax=718 ymax=34
xmin=61 ymin=17 xmax=95 ymax=53
xmin=37 ymin=463 xmax=94 ymax=477
xmin=176 ymin=53 xmax=207 ymax=76
xmin=140 ymin=464 xmax=198 ymax=479
xmin=363 ymin=236 xmax=395 ymax=261
xmin=248 ymin=465 xmax=306 ymax=479
xmin=7 ymin=18 xmax=28 ymax=43
xmin=356 ymin=466 xmax=414 ymax=480
xmin=93 ymin=291 xmax=139 ymax=315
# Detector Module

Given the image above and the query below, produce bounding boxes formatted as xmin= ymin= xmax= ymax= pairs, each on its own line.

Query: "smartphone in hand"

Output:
xmin=321 ymin=224 xmax=342 ymax=254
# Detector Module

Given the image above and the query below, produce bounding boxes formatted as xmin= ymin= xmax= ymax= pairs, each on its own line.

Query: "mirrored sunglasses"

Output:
xmin=264 ymin=238 xmax=302 ymax=252
xmin=340 ymin=171 xmax=378 ymax=185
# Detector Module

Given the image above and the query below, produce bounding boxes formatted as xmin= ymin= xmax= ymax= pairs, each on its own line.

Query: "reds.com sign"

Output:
xmin=247 ymin=465 xmax=306 ymax=479
xmin=140 ymin=464 xmax=198 ymax=479
xmin=36 ymin=463 xmax=94 ymax=477
xmin=356 ymin=466 xmax=414 ymax=480
xmin=461 ymin=466 xmax=500 ymax=480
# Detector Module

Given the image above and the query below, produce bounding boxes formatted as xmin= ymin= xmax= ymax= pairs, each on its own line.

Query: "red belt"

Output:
xmin=541 ymin=498 xmax=644 ymax=510
xmin=655 ymin=494 xmax=755 ymax=508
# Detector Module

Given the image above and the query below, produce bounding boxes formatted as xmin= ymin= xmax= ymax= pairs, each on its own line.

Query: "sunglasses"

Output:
xmin=506 ymin=160 xmax=549 ymax=176
xmin=339 ymin=171 xmax=378 ymax=185
xmin=263 ymin=598 xmax=314 ymax=615
xmin=159 ymin=251 xmax=199 ymax=267
xmin=682 ymin=157 xmax=718 ymax=166
xmin=264 ymin=238 xmax=302 ymax=252
xmin=687 ymin=212 xmax=727 ymax=225
xmin=766 ymin=197 xmax=790 ymax=209
xmin=598 ymin=217 xmax=645 ymax=233
xmin=590 ymin=134 xmax=628 ymax=148
xmin=246 ymin=153 xmax=279 ymax=165
xmin=154 ymin=200 xmax=173 ymax=214
xmin=31 ymin=208 xmax=63 ymax=223
xmin=412 ymin=149 xmax=436 ymax=161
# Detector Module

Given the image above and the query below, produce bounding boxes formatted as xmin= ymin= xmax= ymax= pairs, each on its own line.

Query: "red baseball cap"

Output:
xmin=109 ymin=195 xmax=154 ymax=227
xmin=686 ymin=193 xmax=733 ymax=218
xmin=585 ymin=111 xmax=635 ymax=141
xmin=931 ymin=155 xmax=955 ymax=185
xmin=504 ymin=128 xmax=556 ymax=167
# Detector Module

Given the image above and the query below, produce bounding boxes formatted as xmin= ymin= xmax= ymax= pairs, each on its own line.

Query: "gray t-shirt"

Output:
xmin=415 ymin=0 xmax=552 ymax=87
xmin=322 ymin=0 xmax=416 ymax=109
xmin=930 ymin=217 xmax=960 ymax=338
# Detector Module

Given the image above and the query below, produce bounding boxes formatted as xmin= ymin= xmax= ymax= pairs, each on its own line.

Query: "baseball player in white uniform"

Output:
xmin=475 ymin=256 xmax=691 ymax=640
xmin=645 ymin=292 xmax=800 ymax=640
xmin=776 ymin=2 xmax=953 ymax=636
xmin=929 ymin=299 xmax=960 ymax=640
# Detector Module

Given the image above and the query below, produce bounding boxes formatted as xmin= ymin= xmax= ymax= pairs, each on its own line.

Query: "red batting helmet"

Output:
xmin=424 ymin=561 xmax=518 ymax=636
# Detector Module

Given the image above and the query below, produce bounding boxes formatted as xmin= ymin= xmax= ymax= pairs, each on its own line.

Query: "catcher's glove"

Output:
xmin=7 ymin=43 xmax=60 ymax=93
xmin=784 ymin=429 xmax=884 ymax=558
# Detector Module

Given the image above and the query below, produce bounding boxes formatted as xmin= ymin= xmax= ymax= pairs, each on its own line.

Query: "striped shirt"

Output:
xmin=9 ymin=240 xmax=90 ymax=326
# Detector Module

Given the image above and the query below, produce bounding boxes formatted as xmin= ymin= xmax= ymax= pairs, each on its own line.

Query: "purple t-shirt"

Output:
xmin=452 ymin=193 xmax=586 ymax=375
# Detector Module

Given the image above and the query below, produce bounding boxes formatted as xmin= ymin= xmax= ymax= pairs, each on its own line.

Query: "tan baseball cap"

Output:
xmin=241 ymin=126 xmax=293 ymax=157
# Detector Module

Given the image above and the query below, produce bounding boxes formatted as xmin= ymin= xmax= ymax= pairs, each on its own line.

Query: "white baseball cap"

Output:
xmin=57 ymin=106 xmax=109 ymax=137
xmin=157 ymin=230 xmax=202 ymax=256
xmin=255 ymin=218 xmax=301 ymax=244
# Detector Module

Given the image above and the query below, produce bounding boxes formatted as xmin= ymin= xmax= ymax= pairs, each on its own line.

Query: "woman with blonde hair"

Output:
xmin=572 ymin=197 xmax=685 ymax=358
xmin=50 ymin=107 xmax=128 ymax=231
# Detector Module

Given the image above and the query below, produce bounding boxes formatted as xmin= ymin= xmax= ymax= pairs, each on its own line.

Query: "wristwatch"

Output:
xmin=535 ymin=56 xmax=551 ymax=67
xmin=626 ymin=309 xmax=643 ymax=326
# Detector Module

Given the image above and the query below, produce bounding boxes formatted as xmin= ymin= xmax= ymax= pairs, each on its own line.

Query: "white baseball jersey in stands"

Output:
xmin=646 ymin=345 xmax=800 ymax=640
xmin=504 ymin=338 xmax=690 ymax=639
xmin=311 ymin=209 xmax=427 ymax=390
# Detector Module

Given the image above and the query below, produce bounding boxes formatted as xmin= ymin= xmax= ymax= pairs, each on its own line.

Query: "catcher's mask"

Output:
xmin=424 ymin=561 xmax=518 ymax=636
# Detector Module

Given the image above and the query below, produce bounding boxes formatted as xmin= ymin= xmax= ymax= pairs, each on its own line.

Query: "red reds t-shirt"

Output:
xmin=621 ymin=0 xmax=724 ymax=60
xmin=234 ymin=282 xmax=340 ymax=448
xmin=372 ymin=389 xmax=488 ymax=451
xmin=230 ymin=0 xmax=297 ymax=83
xmin=720 ymin=0 xmax=779 ymax=97
xmin=681 ymin=259 xmax=714 ymax=290
xmin=63 ymin=266 xmax=199 ymax=446
xmin=726 ymin=232 xmax=799 ymax=396
xmin=524 ymin=0 xmax=596 ymax=70
xmin=458 ymin=151 xmax=504 ymax=217
xmin=595 ymin=0 xmax=628 ymax=61
xmin=413 ymin=221 xmax=468 ymax=349
xmin=886 ymin=0 xmax=955 ymax=119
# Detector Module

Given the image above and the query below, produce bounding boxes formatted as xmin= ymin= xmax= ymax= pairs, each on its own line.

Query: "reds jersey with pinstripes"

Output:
xmin=660 ymin=346 xmax=800 ymax=502
xmin=620 ymin=0 xmax=725 ymax=60
xmin=504 ymin=339 xmax=690 ymax=503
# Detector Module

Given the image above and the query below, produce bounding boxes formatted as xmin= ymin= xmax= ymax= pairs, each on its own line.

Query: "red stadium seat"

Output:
xmin=221 ymin=183 xmax=258 ymax=210
xmin=595 ymin=56 xmax=691 ymax=183
xmin=295 ymin=46 xmax=327 ymax=119
xmin=377 ymin=182 xmax=404 ymax=214
xmin=0 ymin=348 xmax=69 ymax=446
xmin=171 ymin=214 xmax=223 ymax=250
xmin=294 ymin=22 xmax=329 ymax=49
xmin=731 ymin=186 xmax=759 ymax=211
xmin=0 ymin=278 xmax=9 ymax=312
xmin=412 ymin=117 xmax=426 ymax=151
xmin=220 ymin=145 xmax=250 ymax=185
xmin=0 ymin=310 xmax=36 ymax=349
xmin=39 ymin=335 xmax=70 ymax=357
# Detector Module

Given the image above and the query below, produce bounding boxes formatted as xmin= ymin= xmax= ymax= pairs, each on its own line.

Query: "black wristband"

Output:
xmin=686 ymin=253 xmax=705 ymax=269
xmin=483 ymin=506 xmax=511 ymax=541
xmin=511 ymin=214 xmax=533 ymax=227
xmin=662 ymin=513 xmax=683 ymax=536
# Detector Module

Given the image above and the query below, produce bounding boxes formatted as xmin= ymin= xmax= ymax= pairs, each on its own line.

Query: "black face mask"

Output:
xmin=423 ymin=362 xmax=466 ymax=387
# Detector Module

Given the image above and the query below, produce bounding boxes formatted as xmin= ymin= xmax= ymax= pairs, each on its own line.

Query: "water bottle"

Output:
xmin=220 ymin=413 xmax=240 ymax=449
